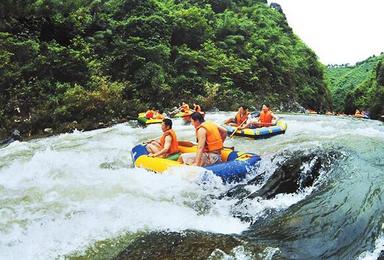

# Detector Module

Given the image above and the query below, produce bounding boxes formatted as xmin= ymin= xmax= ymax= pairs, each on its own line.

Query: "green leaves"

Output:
xmin=0 ymin=0 xmax=332 ymax=136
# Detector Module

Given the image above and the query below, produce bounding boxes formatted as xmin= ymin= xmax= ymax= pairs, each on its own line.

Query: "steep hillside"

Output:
xmin=326 ymin=55 xmax=383 ymax=113
xmin=0 ymin=0 xmax=331 ymax=138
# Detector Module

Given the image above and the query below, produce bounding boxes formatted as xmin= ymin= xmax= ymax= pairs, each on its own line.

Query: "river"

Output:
xmin=0 ymin=113 xmax=383 ymax=259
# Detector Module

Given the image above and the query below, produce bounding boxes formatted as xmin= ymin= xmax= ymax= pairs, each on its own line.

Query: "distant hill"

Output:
xmin=326 ymin=54 xmax=384 ymax=118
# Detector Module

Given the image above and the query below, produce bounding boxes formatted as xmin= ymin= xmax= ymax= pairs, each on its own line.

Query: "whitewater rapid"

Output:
xmin=0 ymin=113 xmax=383 ymax=259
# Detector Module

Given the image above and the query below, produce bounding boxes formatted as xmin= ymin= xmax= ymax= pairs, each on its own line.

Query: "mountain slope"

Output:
xmin=0 ymin=0 xmax=331 ymax=137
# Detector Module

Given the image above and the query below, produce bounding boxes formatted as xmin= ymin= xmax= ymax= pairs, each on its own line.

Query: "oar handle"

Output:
xmin=229 ymin=118 xmax=247 ymax=138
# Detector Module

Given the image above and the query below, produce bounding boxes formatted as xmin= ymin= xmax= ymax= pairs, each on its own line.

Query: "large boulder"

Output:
xmin=115 ymin=231 xmax=272 ymax=260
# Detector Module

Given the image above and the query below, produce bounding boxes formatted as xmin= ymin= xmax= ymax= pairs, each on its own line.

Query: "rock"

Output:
xmin=378 ymin=250 xmax=384 ymax=260
xmin=115 ymin=231 xmax=267 ymax=260
xmin=224 ymin=147 xmax=343 ymax=201
xmin=43 ymin=128 xmax=53 ymax=134
xmin=270 ymin=2 xmax=284 ymax=14
xmin=279 ymin=101 xmax=306 ymax=113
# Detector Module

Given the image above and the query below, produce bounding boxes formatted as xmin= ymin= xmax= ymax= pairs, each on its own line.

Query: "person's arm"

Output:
xmin=218 ymin=125 xmax=227 ymax=142
xmin=194 ymin=128 xmax=206 ymax=166
xmin=150 ymin=136 xmax=172 ymax=157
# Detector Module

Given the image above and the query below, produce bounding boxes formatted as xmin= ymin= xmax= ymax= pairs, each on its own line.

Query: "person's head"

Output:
xmin=158 ymin=110 xmax=163 ymax=114
xmin=262 ymin=104 xmax=270 ymax=112
xmin=238 ymin=105 xmax=248 ymax=114
xmin=182 ymin=102 xmax=186 ymax=105
xmin=191 ymin=112 xmax=205 ymax=128
xmin=161 ymin=118 xmax=172 ymax=132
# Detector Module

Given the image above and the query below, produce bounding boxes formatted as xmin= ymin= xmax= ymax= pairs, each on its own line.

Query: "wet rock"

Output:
xmin=115 ymin=231 xmax=267 ymax=260
xmin=378 ymin=250 xmax=384 ymax=260
xmin=43 ymin=128 xmax=53 ymax=134
xmin=224 ymin=147 xmax=343 ymax=201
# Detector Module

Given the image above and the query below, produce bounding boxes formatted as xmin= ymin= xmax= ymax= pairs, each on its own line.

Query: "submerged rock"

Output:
xmin=225 ymin=147 xmax=343 ymax=200
xmin=115 ymin=231 xmax=270 ymax=260
xmin=378 ymin=250 xmax=384 ymax=260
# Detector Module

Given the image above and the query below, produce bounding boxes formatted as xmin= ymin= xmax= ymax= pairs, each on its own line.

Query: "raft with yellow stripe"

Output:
xmin=131 ymin=142 xmax=261 ymax=182
xmin=224 ymin=119 xmax=287 ymax=139
xmin=137 ymin=112 xmax=163 ymax=125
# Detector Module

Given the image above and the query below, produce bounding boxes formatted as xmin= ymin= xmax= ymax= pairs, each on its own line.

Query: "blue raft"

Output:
xmin=224 ymin=119 xmax=287 ymax=139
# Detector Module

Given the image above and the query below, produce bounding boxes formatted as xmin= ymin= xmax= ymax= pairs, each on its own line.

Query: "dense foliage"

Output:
xmin=0 ymin=0 xmax=331 ymax=137
xmin=326 ymin=54 xmax=384 ymax=118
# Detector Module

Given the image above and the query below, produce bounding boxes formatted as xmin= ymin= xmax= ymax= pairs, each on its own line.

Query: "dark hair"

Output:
xmin=240 ymin=105 xmax=248 ymax=110
xmin=158 ymin=110 xmax=163 ymax=114
xmin=263 ymin=104 xmax=270 ymax=108
xmin=191 ymin=112 xmax=205 ymax=123
xmin=163 ymin=118 xmax=172 ymax=128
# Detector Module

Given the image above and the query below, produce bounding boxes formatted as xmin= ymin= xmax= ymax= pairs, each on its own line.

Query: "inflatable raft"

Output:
xmin=173 ymin=111 xmax=193 ymax=118
xmin=131 ymin=143 xmax=261 ymax=182
xmin=137 ymin=112 xmax=163 ymax=125
xmin=224 ymin=119 xmax=287 ymax=139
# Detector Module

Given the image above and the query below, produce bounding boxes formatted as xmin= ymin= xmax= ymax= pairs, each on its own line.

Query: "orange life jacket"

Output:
xmin=235 ymin=112 xmax=248 ymax=126
xmin=196 ymin=121 xmax=223 ymax=152
xmin=259 ymin=110 xmax=273 ymax=124
xmin=159 ymin=129 xmax=179 ymax=155
xmin=194 ymin=105 xmax=201 ymax=112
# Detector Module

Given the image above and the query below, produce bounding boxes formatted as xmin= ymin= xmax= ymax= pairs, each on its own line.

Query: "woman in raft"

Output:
xmin=145 ymin=119 xmax=179 ymax=158
xmin=240 ymin=104 xmax=278 ymax=129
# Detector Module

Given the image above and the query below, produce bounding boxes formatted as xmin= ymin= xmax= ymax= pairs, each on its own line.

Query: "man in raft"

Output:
xmin=193 ymin=103 xmax=202 ymax=112
xmin=179 ymin=102 xmax=190 ymax=113
xmin=241 ymin=104 xmax=277 ymax=128
xmin=146 ymin=119 xmax=179 ymax=158
xmin=224 ymin=105 xmax=249 ymax=126
xmin=178 ymin=112 xmax=227 ymax=166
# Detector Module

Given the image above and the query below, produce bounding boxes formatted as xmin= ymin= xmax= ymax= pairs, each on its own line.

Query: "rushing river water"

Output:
xmin=0 ymin=113 xmax=383 ymax=259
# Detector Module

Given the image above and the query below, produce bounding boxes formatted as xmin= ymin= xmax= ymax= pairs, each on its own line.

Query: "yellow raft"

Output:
xmin=131 ymin=142 xmax=261 ymax=182
xmin=137 ymin=112 xmax=163 ymax=125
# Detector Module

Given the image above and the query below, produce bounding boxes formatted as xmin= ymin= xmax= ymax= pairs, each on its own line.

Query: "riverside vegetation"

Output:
xmin=326 ymin=54 xmax=384 ymax=119
xmin=0 ymin=0 xmax=332 ymax=139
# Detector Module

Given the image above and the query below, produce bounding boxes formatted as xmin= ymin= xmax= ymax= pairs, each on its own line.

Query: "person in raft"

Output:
xmin=153 ymin=110 xmax=165 ymax=119
xmin=178 ymin=112 xmax=227 ymax=166
xmin=193 ymin=103 xmax=202 ymax=112
xmin=241 ymin=104 xmax=277 ymax=129
xmin=179 ymin=102 xmax=190 ymax=113
xmin=146 ymin=118 xmax=179 ymax=158
xmin=224 ymin=105 xmax=249 ymax=126
xmin=145 ymin=108 xmax=155 ymax=119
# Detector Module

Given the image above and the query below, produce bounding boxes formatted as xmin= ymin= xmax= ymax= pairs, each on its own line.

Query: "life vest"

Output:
xmin=235 ymin=112 xmax=248 ymax=126
xmin=259 ymin=110 xmax=273 ymax=124
xmin=159 ymin=129 xmax=179 ymax=155
xmin=194 ymin=104 xmax=201 ymax=112
xmin=145 ymin=110 xmax=154 ymax=119
xmin=196 ymin=121 xmax=223 ymax=152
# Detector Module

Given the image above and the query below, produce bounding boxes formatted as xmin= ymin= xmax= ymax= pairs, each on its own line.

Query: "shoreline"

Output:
xmin=1 ymin=112 xmax=383 ymax=145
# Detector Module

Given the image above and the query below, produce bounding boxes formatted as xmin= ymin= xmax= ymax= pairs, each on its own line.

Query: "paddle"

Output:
xmin=229 ymin=118 xmax=247 ymax=138
xmin=178 ymin=140 xmax=234 ymax=150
